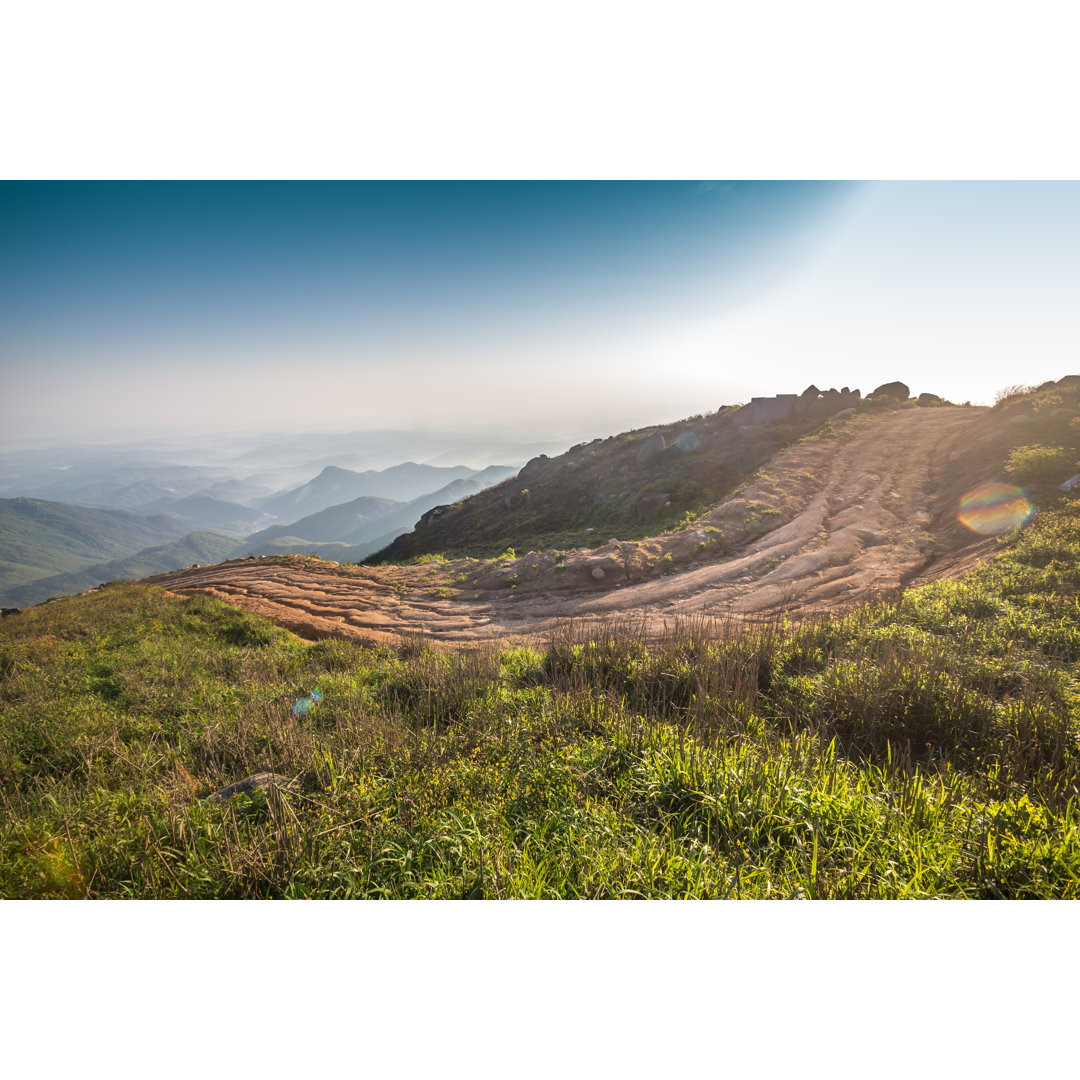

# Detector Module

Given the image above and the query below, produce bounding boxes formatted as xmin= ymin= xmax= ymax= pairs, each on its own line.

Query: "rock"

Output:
xmin=518 ymin=454 xmax=552 ymax=481
xmin=1 ymin=607 xmax=22 ymax=617
xmin=416 ymin=504 xmax=451 ymax=529
xmin=1056 ymin=375 xmax=1080 ymax=388
xmin=917 ymin=392 xmax=944 ymax=407
xmin=801 ymin=384 xmax=820 ymax=398
xmin=590 ymin=566 xmax=606 ymax=580
xmin=870 ymin=381 xmax=910 ymax=400
xmin=206 ymin=773 xmax=295 ymax=803
xmin=636 ymin=433 xmax=666 ymax=467
xmin=854 ymin=528 xmax=889 ymax=545
xmin=1061 ymin=474 xmax=1080 ymax=492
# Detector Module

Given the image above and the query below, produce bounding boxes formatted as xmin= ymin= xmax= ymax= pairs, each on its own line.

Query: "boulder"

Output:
xmin=416 ymin=504 xmax=451 ymax=529
xmin=518 ymin=454 xmax=552 ymax=481
xmin=917 ymin=392 xmax=944 ymax=407
xmin=855 ymin=528 xmax=889 ymax=545
xmin=870 ymin=381 xmax=910 ymax=400
xmin=636 ymin=433 xmax=666 ymax=467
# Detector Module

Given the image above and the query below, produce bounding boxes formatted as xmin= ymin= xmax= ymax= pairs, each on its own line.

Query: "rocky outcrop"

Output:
xmin=416 ymin=504 xmax=451 ymax=529
xmin=870 ymin=381 xmax=910 ymax=401
xmin=636 ymin=433 xmax=666 ymax=467
xmin=725 ymin=386 xmax=863 ymax=427
xmin=518 ymin=454 xmax=553 ymax=481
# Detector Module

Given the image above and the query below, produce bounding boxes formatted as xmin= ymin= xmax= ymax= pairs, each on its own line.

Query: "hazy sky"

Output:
xmin=3 ymin=180 xmax=1078 ymax=445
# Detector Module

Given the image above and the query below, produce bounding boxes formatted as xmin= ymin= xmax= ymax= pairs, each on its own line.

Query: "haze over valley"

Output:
xmin=0 ymin=428 xmax=545 ymax=607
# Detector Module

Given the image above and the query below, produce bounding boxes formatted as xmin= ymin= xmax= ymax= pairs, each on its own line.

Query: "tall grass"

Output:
xmin=3 ymin=502 xmax=1080 ymax=898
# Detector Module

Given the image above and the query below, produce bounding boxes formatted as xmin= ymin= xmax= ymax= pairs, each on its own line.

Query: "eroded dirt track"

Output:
xmin=148 ymin=407 xmax=1007 ymax=648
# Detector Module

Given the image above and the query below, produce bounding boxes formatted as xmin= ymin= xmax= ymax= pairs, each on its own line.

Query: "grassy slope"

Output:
xmin=3 ymin=490 xmax=1080 ymax=898
xmin=0 ymin=497 xmax=188 ymax=594
xmin=1 ymin=531 xmax=237 ymax=609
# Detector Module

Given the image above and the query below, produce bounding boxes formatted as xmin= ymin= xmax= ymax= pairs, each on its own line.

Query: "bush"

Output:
xmin=1006 ymin=444 xmax=1074 ymax=486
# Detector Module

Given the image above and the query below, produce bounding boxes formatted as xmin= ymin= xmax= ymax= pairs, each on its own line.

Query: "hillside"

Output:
xmin=138 ymin=494 xmax=270 ymax=535
xmin=365 ymin=389 xmax=868 ymax=562
xmin=236 ymin=496 xmax=401 ymax=551
xmin=0 ymin=497 xmax=190 ymax=599
xmin=0 ymin=530 xmax=236 ymax=609
xmin=230 ymin=472 xmax=524 ymax=562
xmin=5 ymin=461 xmax=1080 ymax=898
xmin=146 ymin=377 xmax=1080 ymax=646
xmin=6 ymin=379 xmax=1080 ymax=899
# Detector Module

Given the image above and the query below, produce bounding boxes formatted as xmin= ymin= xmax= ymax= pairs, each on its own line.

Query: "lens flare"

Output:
xmin=958 ymin=482 xmax=1034 ymax=535
xmin=676 ymin=432 xmax=699 ymax=452
xmin=291 ymin=688 xmax=323 ymax=716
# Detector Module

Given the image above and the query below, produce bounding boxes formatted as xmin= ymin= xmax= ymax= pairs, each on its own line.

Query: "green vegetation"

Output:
xmin=1 ymin=530 xmax=236 ymax=609
xmin=1006 ymin=444 xmax=1074 ymax=486
xmin=0 ymin=497 xmax=190 ymax=600
xmin=4 ymin=491 xmax=1080 ymax=898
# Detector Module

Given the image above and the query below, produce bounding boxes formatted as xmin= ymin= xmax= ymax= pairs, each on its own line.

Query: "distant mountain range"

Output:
xmin=253 ymin=463 xmax=516 ymax=520
xmin=0 ymin=459 xmax=520 ymax=606
xmin=231 ymin=470 xmax=519 ymax=560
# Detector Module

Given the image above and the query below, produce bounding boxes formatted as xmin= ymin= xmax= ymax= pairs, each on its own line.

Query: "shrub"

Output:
xmin=1006 ymin=444 xmax=1073 ymax=486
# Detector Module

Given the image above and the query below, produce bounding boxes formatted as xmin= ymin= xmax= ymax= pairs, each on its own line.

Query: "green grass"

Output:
xmin=4 ymin=498 xmax=1080 ymax=898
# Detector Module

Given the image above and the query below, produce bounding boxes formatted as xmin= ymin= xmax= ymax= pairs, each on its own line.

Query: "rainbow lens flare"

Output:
xmin=291 ymin=687 xmax=323 ymax=716
xmin=958 ymin=482 xmax=1034 ymax=535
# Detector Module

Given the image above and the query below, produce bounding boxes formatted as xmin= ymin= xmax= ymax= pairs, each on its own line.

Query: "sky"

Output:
xmin=3 ymin=180 xmax=1079 ymax=445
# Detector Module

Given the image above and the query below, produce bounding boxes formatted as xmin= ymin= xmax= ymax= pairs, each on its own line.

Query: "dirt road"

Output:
xmin=148 ymin=406 xmax=1009 ymax=648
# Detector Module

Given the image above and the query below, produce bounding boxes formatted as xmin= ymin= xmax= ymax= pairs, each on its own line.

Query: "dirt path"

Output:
xmin=148 ymin=406 xmax=1005 ymax=648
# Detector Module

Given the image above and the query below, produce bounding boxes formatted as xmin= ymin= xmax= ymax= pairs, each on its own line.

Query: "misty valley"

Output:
xmin=0 ymin=427 xmax=561 ymax=609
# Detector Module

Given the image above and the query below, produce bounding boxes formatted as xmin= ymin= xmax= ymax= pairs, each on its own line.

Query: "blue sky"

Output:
xmin=3 ymin=180 xmax=1078 ymax=443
